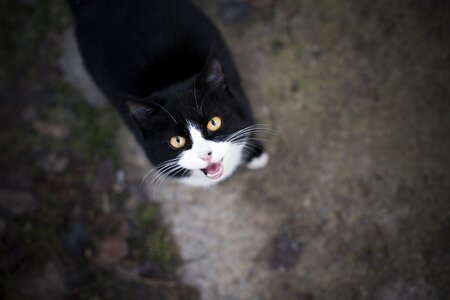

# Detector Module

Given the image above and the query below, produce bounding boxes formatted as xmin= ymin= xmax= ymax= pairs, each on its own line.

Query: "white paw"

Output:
xmin=247 ymin=152 xmax=269 ymax=169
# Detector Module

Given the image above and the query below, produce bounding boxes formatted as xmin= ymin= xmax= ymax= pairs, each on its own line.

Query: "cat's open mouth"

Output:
xmin=201 ymin=159 xmax=223 ymax=180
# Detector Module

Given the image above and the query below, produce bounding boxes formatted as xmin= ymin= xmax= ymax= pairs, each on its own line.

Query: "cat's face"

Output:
xmin=126 ymin=57 xmax=254 ymax=187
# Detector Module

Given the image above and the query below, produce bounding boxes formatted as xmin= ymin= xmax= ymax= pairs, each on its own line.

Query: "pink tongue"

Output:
xmin=206 ymin=162 xmax=221 ymax=174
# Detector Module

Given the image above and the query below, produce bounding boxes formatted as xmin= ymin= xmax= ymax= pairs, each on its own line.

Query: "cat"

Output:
xmin=69 ymin=0 xmax=269 ymax=187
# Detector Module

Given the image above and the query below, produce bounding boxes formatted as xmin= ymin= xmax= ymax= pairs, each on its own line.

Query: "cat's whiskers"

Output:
xmin=228 ymin=133 xmax=269 ymax=144
xmin=154 ymin=165 xmax=189 ymax=197
xmin=223 ymin=124 xmax=275 ymax=157
xmin=142 ymin=158 xmax=178 ymax=182
xmin=226 ymin=127 xmax=275 ymax=145
xmin=152 ymin=165 xmax=184 ymax=198
xmin=240 ymin=141 xmax=263 ymax=155
xmin=225 ymin=124 xmax=275 ymax=143
xmin=149 ymin=100 xmax=178 ymax=124
xmin=151 ymin=162 xmax=180 ymax=184
xmin=193 ymin=77 xmax=203 ymax=117
xmin=141 ymin=158 xmax=180 ymax=189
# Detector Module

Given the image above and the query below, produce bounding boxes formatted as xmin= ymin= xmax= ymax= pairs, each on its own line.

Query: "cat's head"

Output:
xmin=125 ymin=57 xmax=255 ymax=187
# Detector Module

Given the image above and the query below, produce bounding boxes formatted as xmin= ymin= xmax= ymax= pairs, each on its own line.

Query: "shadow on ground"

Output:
xmin=0 ymin=0 xmax=449 ymax=300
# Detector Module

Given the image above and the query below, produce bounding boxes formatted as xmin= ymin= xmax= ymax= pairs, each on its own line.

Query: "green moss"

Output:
xmin=10 ymin=198 xmax=63 ymax=256
xmin=42 ymin=82 xmax=121 ymax=182
xmin=135 ymin=203 xmax=158 ymax=225
xmin=1 ymin=86 xmax=120 ymax=272
xmin=148 ymin=229 xmax=177 ymax=265
xmin=0 ymin=127 xmax=39 ymax=170
xmin=0 ymin=0 xmax=71 ymax=86
xmin=71 ymin=101 xmax=120 ymax=181
xmin=134 ymin=204 xmax=178 ymax=268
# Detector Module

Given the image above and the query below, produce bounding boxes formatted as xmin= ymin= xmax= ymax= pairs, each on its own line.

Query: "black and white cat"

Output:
xmin=69 ymin=0 xmax=269 ymax=187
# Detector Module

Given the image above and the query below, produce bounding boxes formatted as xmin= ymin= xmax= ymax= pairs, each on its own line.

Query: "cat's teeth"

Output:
xmin=202 ymin=159 xmax=224 ymax=180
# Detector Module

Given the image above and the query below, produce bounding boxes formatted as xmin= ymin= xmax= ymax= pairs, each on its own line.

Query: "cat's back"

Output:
xmin=73 ymin=0 xmax=212 ymax=40
xmin=71 ymin=0 xmax=231 ymax=97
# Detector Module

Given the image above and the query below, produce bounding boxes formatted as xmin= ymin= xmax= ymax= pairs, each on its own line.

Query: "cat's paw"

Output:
xmin=247 ymin=152 xmax=269 ymax=169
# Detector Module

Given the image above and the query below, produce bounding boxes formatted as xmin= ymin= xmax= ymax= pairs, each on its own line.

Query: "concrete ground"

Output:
xmin=141 ymin=1 xmax=450 ymax=299
xmin=2 ymin=0 xmax=449 ymax=300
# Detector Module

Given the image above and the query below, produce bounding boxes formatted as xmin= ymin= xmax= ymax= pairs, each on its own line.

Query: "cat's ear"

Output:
xmin=202 ymin=56 xmax=226 ymax=89
xmin=124 ymin=98 xmax=154 ymax=125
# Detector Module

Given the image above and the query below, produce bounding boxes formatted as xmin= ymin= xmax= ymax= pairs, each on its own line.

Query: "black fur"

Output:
xmin=70 ymin=0 xmax=264 ymax=178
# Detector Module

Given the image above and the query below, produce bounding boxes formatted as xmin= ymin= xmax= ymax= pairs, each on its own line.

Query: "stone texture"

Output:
xmin=62 ymin=1 xmax=450 ymax=299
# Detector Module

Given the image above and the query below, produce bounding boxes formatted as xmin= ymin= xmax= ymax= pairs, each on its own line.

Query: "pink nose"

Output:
xmin=201 ymin=152 xmax=212 ymax=161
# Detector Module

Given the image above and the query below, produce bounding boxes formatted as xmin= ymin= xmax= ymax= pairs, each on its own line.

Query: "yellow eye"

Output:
xmin=207 ymin=116 xmax=222 ymax=132
xmin=169 ymin=136 xmax=186 ymax=149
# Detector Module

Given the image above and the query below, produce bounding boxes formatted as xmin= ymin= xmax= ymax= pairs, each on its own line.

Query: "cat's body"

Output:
xmin=70 ymin=0 xmax=268 ymax=186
